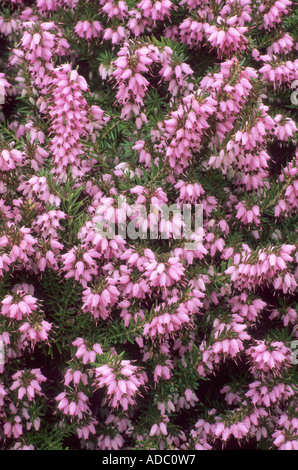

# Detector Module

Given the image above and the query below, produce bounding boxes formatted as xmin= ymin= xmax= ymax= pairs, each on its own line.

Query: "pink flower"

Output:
xmin=61 ymin=247 xmax=101 ymax=287
xmin=10 ymin=368 xmax=46 ymax=402
xmin=137 ymin=0 xmax=175 ymax=21
xmin=56 ymin=390 xmax=89 ymax=418
xmin=82 ymin=281 xmax=120 ymax=321
xmin=247 ymin=340 xmax=292 ymax=376
xmin=1 ymin=288 xmax=38 ymax=320
xmin=0 ymin=148 xmax=23 ymax=171
xmin=75 ymin=20 xmax=103 ymax=40
xmin=94 ymin=360 xmax=147 ymax=410
xmin=205 ymin=18 xmax=248 ymax=58
xmin=72 ymin=338 xmax=103 ymax=364
xmin=19 ymin=318 xmax=52 ymax=343
xmin=144 ymin=256 xmax=185 ymax=288
xmin=235 ymin=202 xmax=260 ymax=225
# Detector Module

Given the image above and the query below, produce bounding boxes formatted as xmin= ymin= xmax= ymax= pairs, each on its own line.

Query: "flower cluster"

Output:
xmin=0 ymin=0 xmax=297 ymax=452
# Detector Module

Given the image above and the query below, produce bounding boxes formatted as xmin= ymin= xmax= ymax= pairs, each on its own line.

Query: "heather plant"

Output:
xmin=0 ymin=0 xmax=297 ymax=451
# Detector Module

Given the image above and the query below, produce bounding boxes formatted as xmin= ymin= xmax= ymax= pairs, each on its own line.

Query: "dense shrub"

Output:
xmin=0 ymin=0 xmax=297 ymax=450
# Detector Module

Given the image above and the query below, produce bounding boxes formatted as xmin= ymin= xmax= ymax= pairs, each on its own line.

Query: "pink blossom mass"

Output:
xmin=0 ymin=0 xmax=297 ymax=452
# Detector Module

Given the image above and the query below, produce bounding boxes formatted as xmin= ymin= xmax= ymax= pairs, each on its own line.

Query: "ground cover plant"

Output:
xmin=0 ymin=0 xmax=297 ymax=451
